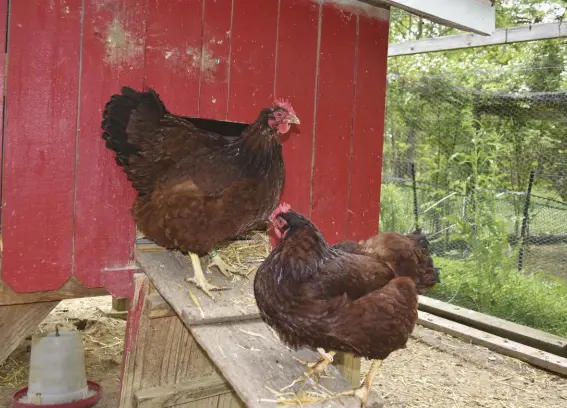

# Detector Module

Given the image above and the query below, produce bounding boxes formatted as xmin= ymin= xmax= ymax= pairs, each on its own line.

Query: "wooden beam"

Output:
xmin=389 ymin=22 xmax=567 ymax=56
xmin=418 ymin=296 xmax=567 ymax=357
xmin=0 ymin=277 xmax=108 ymax=306
xmin=0 ymin=301 xmax=59 ymax=364
xmin=418 ymin=311 xmax=567 ymax=377
xmin=365 ymin=0 xmax=495 ymax=35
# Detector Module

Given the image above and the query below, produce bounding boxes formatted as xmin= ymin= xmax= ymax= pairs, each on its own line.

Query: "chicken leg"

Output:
xmin=336 ymin=359 xmax=382 ymax=408
xmin=185 ymin=252 xmax=229 ymax=297
xmin=281 ymin=348 xmax=336 ymax=391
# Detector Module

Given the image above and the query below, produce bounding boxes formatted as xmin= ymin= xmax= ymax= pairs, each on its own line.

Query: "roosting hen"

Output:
xmin=256 ymin=205 xmax=439 ymax=407
xmin=101 ymin=87 xmax=299 ymax=296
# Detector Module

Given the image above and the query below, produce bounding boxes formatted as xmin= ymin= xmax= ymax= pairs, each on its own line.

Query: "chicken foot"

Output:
xmin=207 ymin=250 xmax=240 ymax=278
xmin=335 ymin=359 xmax=382 ymax=408
xmin=185 ymin=252 xmax=230 ymax=298
xmin=281 ymin=348 xmax=336 ymax=391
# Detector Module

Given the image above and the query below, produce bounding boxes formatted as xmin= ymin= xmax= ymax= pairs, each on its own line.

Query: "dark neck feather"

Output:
xmin=233 ymin=122 xmax=282 ymax=177
xmin=273 ymin=222 xmax=338 ymax=282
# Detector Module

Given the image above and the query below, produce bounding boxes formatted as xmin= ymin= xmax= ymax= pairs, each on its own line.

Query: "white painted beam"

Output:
xmin=363 ymin=0 xmax=496 ymax=35
xmin=389 ymin=22 xmax=567 ymax=56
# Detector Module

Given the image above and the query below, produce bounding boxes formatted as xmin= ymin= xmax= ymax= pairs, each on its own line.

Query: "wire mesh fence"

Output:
xmin=383 ymin=40 xmax=567 ymax=292
xmin=380 ymin=168 xmax=567 ymax=282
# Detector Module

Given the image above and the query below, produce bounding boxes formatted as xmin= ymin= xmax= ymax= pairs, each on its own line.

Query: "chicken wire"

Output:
xmin=382 ymin=42 xmax=567 ymax=284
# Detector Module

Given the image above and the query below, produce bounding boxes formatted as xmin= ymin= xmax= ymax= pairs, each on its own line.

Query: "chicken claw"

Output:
xmin=296 ymin=348 xmax=336 ymax=379
xmin=207 ymin=250 xmax=239 ymax=278
xmin=281 ymin=349 xmax=336 ymax=392
xmin=186 ymin=252 xmax=230 ymax=298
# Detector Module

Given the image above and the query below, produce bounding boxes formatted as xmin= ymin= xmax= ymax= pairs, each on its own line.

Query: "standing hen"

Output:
xmin=256 ymin=205 xmax=438 ymax=407
xmin=101 ymin=87 xmax=299 ymax=296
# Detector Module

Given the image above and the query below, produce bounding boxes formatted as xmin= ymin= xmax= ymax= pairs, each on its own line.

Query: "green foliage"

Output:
xmin=383 ymin=4 xmax=567 ymax=336
xmin=429 ymin=258 xmax=567 ymax=337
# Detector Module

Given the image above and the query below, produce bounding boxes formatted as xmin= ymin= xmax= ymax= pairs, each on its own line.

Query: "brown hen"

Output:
xmin=101 ymin=87 xmax=298 ymax=296
xmin=256 ymin=205 xmax=438 ymax=407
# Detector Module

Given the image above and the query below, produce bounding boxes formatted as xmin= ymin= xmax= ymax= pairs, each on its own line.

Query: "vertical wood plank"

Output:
xmin=0 ymin=0 xmax=8 ymax=217
xmin=276 ymin=0 xmax=320 ymax=216
xmin=73 ymin=0 xmax=147 ymax=289
xmin=2 ymin=1 xmax=81 ymax=292
xmin=144 ymin=0 xmax=203 ymax=116
xmin=119 ymin=274 xmax=149 ymax=408
xmin=347 ymin=12 xmax=389 ymax=240
xmin=310 ymin=4 xmax=357 ymax=243
xmin=199 ymin=0 xmax=233 ymax=120
xmin=227 ymin=0 xmax=278 ymax=122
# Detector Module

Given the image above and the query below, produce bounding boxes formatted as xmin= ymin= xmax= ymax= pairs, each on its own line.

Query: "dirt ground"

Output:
xmin=1 ymin=296 xmax=566 ymax=408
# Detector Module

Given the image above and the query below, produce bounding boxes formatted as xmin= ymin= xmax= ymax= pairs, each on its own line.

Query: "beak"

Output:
xmin=288 ymin=114 xmax=300 ymax=125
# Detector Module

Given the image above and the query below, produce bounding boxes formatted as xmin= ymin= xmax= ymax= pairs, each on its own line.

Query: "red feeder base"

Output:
xmin=11 ymin=381 xmax=102 ymax=408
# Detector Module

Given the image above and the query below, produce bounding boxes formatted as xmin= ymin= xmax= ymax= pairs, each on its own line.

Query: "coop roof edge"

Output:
xmin=360 ymin=0 xmax=496 ymax=35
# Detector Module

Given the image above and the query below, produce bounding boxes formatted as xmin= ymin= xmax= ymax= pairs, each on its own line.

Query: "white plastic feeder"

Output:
xmin=25 ymin=328 xmax=89 ymax=405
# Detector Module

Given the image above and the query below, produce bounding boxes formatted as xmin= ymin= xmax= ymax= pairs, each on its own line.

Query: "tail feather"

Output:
xmin=101 ymin=86 xmax=166 ymax=168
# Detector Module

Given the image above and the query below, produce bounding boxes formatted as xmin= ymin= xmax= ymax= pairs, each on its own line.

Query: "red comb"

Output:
xmin=269 ymin=202 xmax=292 ymax=221
xmin=273 ymin=99 xmax=295 ymax=115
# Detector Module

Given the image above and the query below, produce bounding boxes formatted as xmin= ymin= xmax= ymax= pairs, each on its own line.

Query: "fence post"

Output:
xmin=517 ymin=170 xmax=535 ymax=271
xmin=410 ymin=162 xmax=419 ymax=230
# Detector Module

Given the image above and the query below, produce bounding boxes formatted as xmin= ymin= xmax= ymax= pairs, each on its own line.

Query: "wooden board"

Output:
xmin=144 ymin=0 xmax=202 ymax=116
xmin=2 ymin=0 xmax=82 ymax=292
xmin=418 ymin=311 xmax=567 ymax=377
xmin=227 ymin=0 xmax=278 ymax=122
xmin=134 ymin=373 xmax=236 ymax=408
xmin=346 ymin=11 xmax=389 ymax=240
xmin=198 ymin=0 xmax=233 ymax=120
xmin=191 ymin=321 xmax=374 ymax=408
xmin=276 ymin=0 xmax=320 ymax=216
xmin=0 ymin=0 xmax=7 ymax=214
xmin=135 ymin=249 xmax=259 ymax=325
xmin=0 ymin=301 xmax=59 ymax=364
xmin=0 ymin=278 xmax=107 ymax=307
xmin=120 ymin=274 xmax=242 ymax=408
xmin=371 ymin=0 xmax=495 ymax=35
xmin=419 ymin=296 xmax=567 ymax=357
xmin=310 ymin=3 xmax=358 ymax=243
xmin=388 ymin=22 xmax=567 ymax=57
xmin=73 ymin=0 xmax=146 ymax=290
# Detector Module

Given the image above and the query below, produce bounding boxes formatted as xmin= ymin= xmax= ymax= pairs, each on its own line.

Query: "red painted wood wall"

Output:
xmin=0 ymin=0 xmax=389 ymax=295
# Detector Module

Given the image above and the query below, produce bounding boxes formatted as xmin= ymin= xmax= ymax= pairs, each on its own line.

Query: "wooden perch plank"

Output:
xmin=135 ymin=248 xmax=260 ymax=325
xmin=418 ymin=311 xmax=567 ymax=377
xmin=191 ymin=320 xmax=378 ymax=408
xmin=419 ymin=296 xmax=567 ymax=357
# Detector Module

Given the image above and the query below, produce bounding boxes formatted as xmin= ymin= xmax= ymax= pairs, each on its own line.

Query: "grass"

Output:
xmin=429 ymin=257 xmax=567 ymax=338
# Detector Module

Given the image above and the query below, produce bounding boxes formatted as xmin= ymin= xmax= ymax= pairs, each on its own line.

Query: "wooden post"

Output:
xmin=334 ymin=352 xmax=362 ymax=388
xmin=112 ymin=297 xmax=130 ymax=312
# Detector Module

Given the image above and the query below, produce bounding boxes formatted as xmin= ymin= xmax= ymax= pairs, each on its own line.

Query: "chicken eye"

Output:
xmin=275 ymin=111 xmax=284 ymax=119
